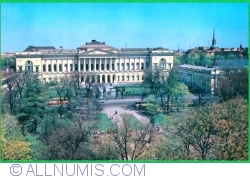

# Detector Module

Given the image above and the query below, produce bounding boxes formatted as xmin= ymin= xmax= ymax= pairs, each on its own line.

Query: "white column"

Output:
xmin=119 ymin=58 xmax=121 ymax=71
xmin=100 ymin=75 xmax=102 ymax=83
xmin=110 ymin=58 xmax=112 ymax=71
xmin=67 ymin=59 xmax=69 ymax=72
xmin=105 ymin=58 xmax=107 ymax=71
xmin=89 ymin=58 xmax=91 ymax=72
xmin=78 ymin=58 xmax=80 ymax=72
xmin=83 ymin=58 xmax=85 ymax=72
xmin=129 ymin=58 xmax=131 ymax=71
xmin=115 ymin=59 xmax=117 ymax=71
xmin=56 ymin=59 xmax=58 ymax=72
xmin=62 ymin=59 xmax=64 ymax=73
xmin=45 ymin=59 xmax=48 ymax=72
xmin=100 ymin=58 xmax=102 ymax=71
xmin=94 ymin=58 xmax=96 ymax=71
xmin=139 ymin=58 xmax=141 ymax=71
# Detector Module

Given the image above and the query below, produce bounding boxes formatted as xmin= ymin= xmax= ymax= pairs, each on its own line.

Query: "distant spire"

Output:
xmin=240 ymin=40 xmax=242 ymax=49
xmin=212 ymin=28 xmax=216 ymax=45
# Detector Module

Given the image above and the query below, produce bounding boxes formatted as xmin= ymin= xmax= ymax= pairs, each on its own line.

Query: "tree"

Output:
xmin=1 ymin=114 xmax=32 ymax=160
xmin=109 ymin=114 xmax=154 ymax=160
xmin=217 ymin=68 xmax=248 ymax=101
xmin=18 ymin=75 xmax=46 ymax=133
xmin=144 ymin=95 xmax=159 ymax=125
xmin=159 ymin=97 xmax=248 ymax=160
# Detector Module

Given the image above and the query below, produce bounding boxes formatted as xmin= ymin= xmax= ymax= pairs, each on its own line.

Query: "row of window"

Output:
xmin=43 ymin=75 xmax=144 ymax=83
xmin=41 ymin=62 xmax=148 ymax=72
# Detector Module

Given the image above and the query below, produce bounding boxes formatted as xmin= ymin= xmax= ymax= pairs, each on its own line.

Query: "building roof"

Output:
xmin=77 ymin=40 xmax=114 ymax=50
xmin=213 ymin=60 xmax=248 ymax=67
xmin=24 ymin=46 xmax=56 ymax=52
xmin=179 ymin=64 xmax=216 ymax=71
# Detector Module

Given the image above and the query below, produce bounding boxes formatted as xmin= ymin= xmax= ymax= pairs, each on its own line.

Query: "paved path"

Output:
xmin=102 ymin=106 xmax=149 ymax=127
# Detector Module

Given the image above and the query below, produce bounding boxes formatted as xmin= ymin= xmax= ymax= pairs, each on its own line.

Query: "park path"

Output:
xmin=102 ymin=106 xmax=149 ymax=127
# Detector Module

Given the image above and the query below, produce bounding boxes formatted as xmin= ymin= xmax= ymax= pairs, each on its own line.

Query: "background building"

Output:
xmin=16 ymin=40 xmax=174 ymax=83
xmin=179 ymin=59 xmax=248 ymax=95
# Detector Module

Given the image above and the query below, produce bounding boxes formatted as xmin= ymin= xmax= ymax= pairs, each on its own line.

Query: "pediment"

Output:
xmin=87 ymin=51 xmax=108 ymax=54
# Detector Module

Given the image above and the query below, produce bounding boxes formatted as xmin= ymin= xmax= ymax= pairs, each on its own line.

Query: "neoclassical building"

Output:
xmin=16 ymin=40 xmax=174 ymax=83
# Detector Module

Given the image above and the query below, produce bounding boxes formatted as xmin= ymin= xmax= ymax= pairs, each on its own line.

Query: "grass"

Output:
xmin=95 ymin=113 xmax=114 ymax=131
xmin=154 ymin=114 xmax=165 ymax=126
xmin=119 ymin=113 xmax=144 ymax=130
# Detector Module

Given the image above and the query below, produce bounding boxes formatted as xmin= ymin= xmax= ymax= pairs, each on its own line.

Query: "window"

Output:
xmin=132 ymin=76 xmax=134 ymax=81
xmin=64 ymin=64 xmax=67 ymax=72
xmin=70 ymin=64 xmax=73 ymax=71
xmin=126 ymin=63 xmax=129 ymax=70
xmin=96 ymin=64 xmax=99 ymax=70
xmin=59 ymin=64 xmax=62 ymax=72
xmin=112 ymin=64 xmax=114 ymax=70
xmin=25 ymin=60 xmax=33 ymax=72
xmin=117 ymin=63 xmax=119 ymax=71
xmin=127 ymin=76 xmax=129 ymax=81
xmin=131 ymin=63 xmax=134 ymax=70
xmin=160 ymin=59 xmax=166 ymax=70
xmin=117 ymin=76 xmax=120 ymax=81
xmin=107 ymin=64 xmax=109 ymax=70
xmin=86 ymin=64 xmax=89 ymax=71
xmin=81 ymin=64 xmax=83 ymax=71
xmin=101 ymin=64 xmax=104 ymax=70
xmin=141 ymin=75 xmax=144 ymax=80
xmin=48 ymin=64 xmax=52 ymax=72
xmin=91 ymin=64 xmax=94 ymax=70
xmin=146 ymin=63 xmax=149 ymax=69
xmin=54 ymin=64 xmax=57 ymax=71
xmin=36 ymin=67 xmax=39 ymax=72
xmin=122 ymin=76 xmax=124 ymax=81
xmin=43 ymin=64 xmax=46 ymax=72
xmin=75 ymin=64 xmax=78 ymax=71
xmin=137 ymin=75 xmax=139 ymax=80
xmin=136 ymin=63 xmax=139 ymax=70
xmin=141 ymin=63 xmax=144 ymax=70
xmin=19 ymin=67 xmax=22 ymax=73
xmin=121 ymin=63 xmax=124 ymax=70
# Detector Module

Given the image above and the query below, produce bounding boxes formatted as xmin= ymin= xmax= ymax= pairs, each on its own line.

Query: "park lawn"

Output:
xmin=96 ymin=113 xmax=114 ymax=131
xmin=120 ymin=113 xmax=144 ymax=130
xmin=155 ymin=114 xmax=165 ymax=126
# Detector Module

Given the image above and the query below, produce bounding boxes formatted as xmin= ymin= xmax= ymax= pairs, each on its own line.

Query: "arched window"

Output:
xmin=131 ymin=63 xmax=134 ymax=70
xmin=25 ymin=61 xmax=33 ymax=72
xmin=121 ymin=63 xmax=124 ymax=70
xmin=54 ymin=64 xmax=57 ymax=71
xmin=160 ymin=59 xmax=166 ymax=70
xmin=64 ymin=64 xmax=67 ymax=72
xmin=126 ymin=63 xmax=129 ymax=70
xmin=48 ymin=64 xmax=52 ymax=72
xmin=136 ymin=63 xmax=139 ymax=70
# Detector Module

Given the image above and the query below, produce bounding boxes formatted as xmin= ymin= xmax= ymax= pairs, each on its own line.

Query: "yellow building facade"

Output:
xmin=16 ymin=40 xmax=174 ymax=83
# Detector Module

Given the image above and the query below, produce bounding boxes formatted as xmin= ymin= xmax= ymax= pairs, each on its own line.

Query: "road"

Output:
xmin=99 ymin=98 xmax=141 ymax=107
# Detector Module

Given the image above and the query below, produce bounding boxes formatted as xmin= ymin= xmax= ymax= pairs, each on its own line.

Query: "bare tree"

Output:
xmin=109 ymin=114 xmax=154 ymax=160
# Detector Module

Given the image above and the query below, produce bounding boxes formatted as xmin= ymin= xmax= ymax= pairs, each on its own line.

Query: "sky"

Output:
xmin=1 ymin=3 xmax=248 ymax=52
